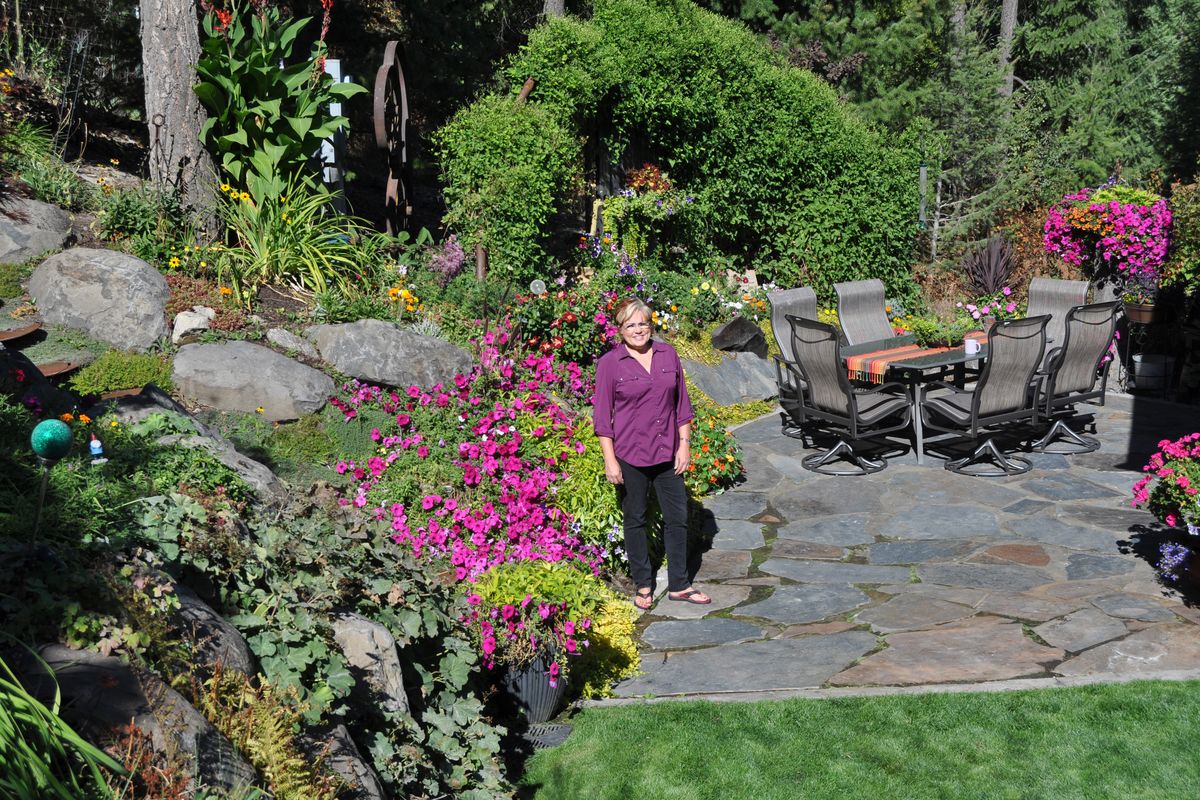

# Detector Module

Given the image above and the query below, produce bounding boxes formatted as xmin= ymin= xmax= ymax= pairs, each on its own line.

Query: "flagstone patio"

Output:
xmin=607 ymin=393 xmax=1200 ymax=701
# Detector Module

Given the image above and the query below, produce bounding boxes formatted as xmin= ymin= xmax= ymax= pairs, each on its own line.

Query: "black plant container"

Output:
xmin=502 ymin=650 xmax=568 ymax=723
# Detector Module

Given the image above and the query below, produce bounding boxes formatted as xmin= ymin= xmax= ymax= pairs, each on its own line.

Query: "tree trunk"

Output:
xmin=140 ymin=0 xmax=215 ymax=225
xmin=543 ymin=0 xmax=565 ymax=17
xmin=998 ymin=0 xmax=1018 ymax=98
xmin=950 ymin=2 xmax=966 ymax=71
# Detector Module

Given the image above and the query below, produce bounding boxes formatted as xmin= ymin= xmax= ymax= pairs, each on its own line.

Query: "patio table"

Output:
xmin=842 ymin=333 xmax=988 ymax=465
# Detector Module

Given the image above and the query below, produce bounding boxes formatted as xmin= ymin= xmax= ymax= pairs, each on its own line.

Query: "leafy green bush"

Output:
xmin=437 ymin=0 xmax=921 ymax=301
xmin=435 ymin=95 xmax=582 ymax=283
xmin=1165 ymin=181 xmax=1200 ymax=298
xmin=68 ymin=351 xmax=174 ymax=395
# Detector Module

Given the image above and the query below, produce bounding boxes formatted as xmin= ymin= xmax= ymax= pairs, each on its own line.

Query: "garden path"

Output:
xmin=606 ymin=393 xmax=1200 ymax=702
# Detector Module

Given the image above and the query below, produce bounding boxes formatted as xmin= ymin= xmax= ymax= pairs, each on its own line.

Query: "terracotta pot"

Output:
xmin=1124 ymin=302 xmax=1160 ymax=324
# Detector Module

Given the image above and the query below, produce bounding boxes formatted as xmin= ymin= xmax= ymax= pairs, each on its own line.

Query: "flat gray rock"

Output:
xmin=764 ymin=451 xmax=820 ymax=482
xmin=733 ymin=415 xmax=784 ymax=444
xmin=1002 ymin=499 xmax=1054 ymax=515
xmin=306 ymin=319 xmax=473 ymax=389
xmin=771 ymin=478 xmax=884 ymax=519
xmin=918 ymin=563 xmax=1053 ymax=592
xmin=878 ymin=505 xmax=1001 ymax=540
xmin=641 ymin=618 xmax=766 ymax=650
xmin=971 ymin=592 xmax=1084 ymax=623
xmin=708 ymin=520 xmax=765 ymax=550
xmin=681 ymin=352 xmax=777 ymax=405
xmin=736 ymin=584 xmax=870 ymax=624
xmin=267 ymin=327 xmax=320 ymax=359
xmin=759 ymin=558 xmax=911 ymax=585
xmin=616 ymin=632 xmax=877 ymax=696
xmin=1022 ymin=472 xmax=1121 ymax=501
xmin=878 ymin=583 xmax=989 ymax=607
xmin=650 ymin=583 xmax=751 ymax=620
xmin=867 ymin=540 xmax=978 ymax=565
xmin=1005 ymin=517 xmax=1118 ymax=553
xmin=29 ymin=248 xmax=168 ymax=350
xmin=704 ymin=490 xmax=770 ymax=520
xmin=173 ymin=341 xmax=334 ymax=422
xmin=880 ymin=468 xmax=1025 ymax=508
xmin=1090 ymin=593 xmax=1178 ymax=622
xmin=693 ymin=549 xmax=752 ymax=581
xmin=332 ymin=613 xmax=412 ymax=718
xmin=776 ymin=514 xmax=875 ymax=546
xmin=1055 ymin=624 xmax=1200 ymax=677
xmin=1034 ymin=609 xmax=1130 ymax=653
xmin=1065 ymin=553 xmax=1136 ymax=580
xmin=771 ymin=539 xmax=847 ymax=560
xmin=1057 ymin=504 xmax=1154 ymax=531
xmin=0 ymin=196 xmax=72 ymax=264
xmin=854 ymin=593 xmax=975 ymax=633
xmin=831 ymin=617 xmax=1064 ymax=687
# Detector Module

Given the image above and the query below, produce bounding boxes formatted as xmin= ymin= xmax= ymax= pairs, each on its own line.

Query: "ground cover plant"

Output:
xmin=522 ymin=681 xmax=1200 ymax=799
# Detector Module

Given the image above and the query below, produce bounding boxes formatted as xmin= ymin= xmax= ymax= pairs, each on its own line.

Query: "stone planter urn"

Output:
xmin=501 ymin=649 xmax=568 ymax=723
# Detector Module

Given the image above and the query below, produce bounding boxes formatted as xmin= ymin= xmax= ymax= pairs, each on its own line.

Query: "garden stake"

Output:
xmin=29 ymin=419 xmax=72 ymax=550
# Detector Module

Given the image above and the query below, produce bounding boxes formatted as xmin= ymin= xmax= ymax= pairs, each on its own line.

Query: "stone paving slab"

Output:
xmin=650 ymin=583 xmax=751 ymax=620
xmin=1090 ymin=592 xmax=1178 ymax=622
xmin=775 ymin=515 xmax=875 ymax=546
xmin=877 ymin=506 xmax=1001 ymax=540
xmin=854 ymin=593 xmax=976 ymax=634
xmin=1055 ymin=624 xmax=1200 ymax=677
xmin=878 ymin=469 xmax=1026 ymax=509
xmin=771 ymin=539 xmax=847 ymax=560
xmin=1022 ymin=472 xmax=1122 ymax=502
xmin=831 ymin=617 xmax=1064 ymax=687
xmin=876 ymin=583 xmax=991 ymax=607
xmin=867 ymin=540 xmax=980 ymax=565
xmin=641 ymin=619 xmax=766 ymax=650
xmin=918 ymin=563 xmax=1055 ymax=592
xmin=974 ymin=543 xmax=1051 ymax=566
xmin=1033 ymin=609 xmax=1130 ymax=653
xmin=1065 ymin=553 xmax=1136 ymax=580
xmin=736 ymin=584 xmax=870 ymax=624
xmin=708 ymin=520 xmax=765 ymax=550
xmin=704 ymin=491 xmax=770 ymax=521
xmin=693 ymin=550 xmax=752 ymax=582
xmin=758 ymin=558 xmax=912 ymax=585
xmin=616 ymin=633 xmax=878 ymax=697
xmin=771 ymin=478 xmax=885 ymax=519
xmin=1004 ymin=517 xmax=1121 ymax=553
xmin=970 ymin=592 xmax=1085 ymax=623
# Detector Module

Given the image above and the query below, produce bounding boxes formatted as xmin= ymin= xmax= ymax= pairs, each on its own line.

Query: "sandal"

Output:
xmin=633 ymin=588 xmax=654 ymax=610
xmin=667 ymin=588 xmax=712 ymax=605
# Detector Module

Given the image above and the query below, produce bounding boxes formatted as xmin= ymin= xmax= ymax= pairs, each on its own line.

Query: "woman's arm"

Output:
xmin=599 ymin=435 xmax=623 ymax=484
xmin=674 ymin=422 xmax=691 ymax=475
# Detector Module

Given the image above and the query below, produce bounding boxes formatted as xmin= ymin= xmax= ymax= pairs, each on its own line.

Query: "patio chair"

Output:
xmin=1031 ymin=301 xmax=1120 ymax=454
xmin=834 ymin=279 xmax=895 ymax=346
xmin=1026 ymin=277 xmax=1089 ymax=366
xmin=919 ymin=315 xmax=1049 ymax=476
xmin=786 ymin=315 xmax=912 ymax=475
xmin=769 ymin=287 xmax=818 ymax=437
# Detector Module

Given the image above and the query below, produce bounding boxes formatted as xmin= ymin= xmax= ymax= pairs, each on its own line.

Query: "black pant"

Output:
xmin=618 ymin=458 xmax=689 ymax=592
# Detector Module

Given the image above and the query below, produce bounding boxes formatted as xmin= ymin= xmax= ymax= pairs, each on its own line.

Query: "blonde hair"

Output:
xmin=613 ymin=297 xmax=652 ymax=329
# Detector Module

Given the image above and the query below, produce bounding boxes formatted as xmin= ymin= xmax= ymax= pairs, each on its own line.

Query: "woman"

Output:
xmin=593 ymin=297 xmax=711 ymax=609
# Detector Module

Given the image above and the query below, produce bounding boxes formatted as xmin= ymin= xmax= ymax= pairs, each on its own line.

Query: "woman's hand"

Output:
xmin=605 ymin=458 xmax=624 ymax=485
xmin=674 ymin=440 xmax=691 ymax=475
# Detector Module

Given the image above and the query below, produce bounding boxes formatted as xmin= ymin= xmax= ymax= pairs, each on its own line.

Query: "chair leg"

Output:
xmin=945 ymin=438 xmax=1033 ymax=477
xmin=802 ymin=438 xmax=888 ymax=476
xmin=1031 ymin=418 xmax=1100 ymax=454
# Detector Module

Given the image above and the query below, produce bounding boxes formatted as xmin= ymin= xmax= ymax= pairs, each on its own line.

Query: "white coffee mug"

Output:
xmin=964 ymin=339 xmax=981 ymax=356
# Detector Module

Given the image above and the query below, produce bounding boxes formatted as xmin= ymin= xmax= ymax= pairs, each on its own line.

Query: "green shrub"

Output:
xmin=68 ymin=351 xmax=174 ymax=396
xmin=437 ymin=0 xmax=921 ymax=302
xmin=1165 ymin=181 xmax=1200 ymax=298
xmin=95 ymin=182 xmax=189 ymax=253
xmin=434 ymin=95 xmax=582 ymax=283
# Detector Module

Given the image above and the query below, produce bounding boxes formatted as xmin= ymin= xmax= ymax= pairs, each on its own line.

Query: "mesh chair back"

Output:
xmin=769 ymin=287 xmax=818 ymax=366
xmin=834 ymin=279 xmax=894 ymax=345
xmin=1051 ymin=302 xmax=1120 ymax=394
xmin=975 ymin=315 xmax=1049 ymax=417
xmin=1026 ymin=278 xmax=1088 ymax=356
xmin=788 ymin=316 xmax=851 ymax=416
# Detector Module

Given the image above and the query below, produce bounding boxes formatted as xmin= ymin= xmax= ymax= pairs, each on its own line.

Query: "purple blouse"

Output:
xmin=593 ymin=340 xmax=694 ymax=467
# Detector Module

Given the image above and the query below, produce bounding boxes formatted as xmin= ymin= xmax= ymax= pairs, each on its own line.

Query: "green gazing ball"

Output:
xmin=31 ymin=419 xmax=73 ymax=461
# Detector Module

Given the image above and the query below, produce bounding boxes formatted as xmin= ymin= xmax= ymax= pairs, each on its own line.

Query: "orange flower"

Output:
xmin=219 ymin=286 xmax=233 ymax=296
xmin=78 ymin=414 xmax=92 ymax=425
xmin=59 ymin=413 xmax=73 ymax=422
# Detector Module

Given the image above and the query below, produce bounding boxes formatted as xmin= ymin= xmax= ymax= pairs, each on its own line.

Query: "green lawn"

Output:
xmin=522 ymin=681 xmax=1200 ymax=800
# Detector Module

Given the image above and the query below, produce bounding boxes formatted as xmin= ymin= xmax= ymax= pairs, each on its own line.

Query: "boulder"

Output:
xmin=300 ymin=724 xmax=388 ymax=800
xmin=305 ymin=319 xmax=473 ymax=389
xmin=682 ymin=353 xmax=778 ymax=405
xmin=28 ymin=248 xmax=168 ymax=351
xmin=157 ymin=433 xmax=288 ymax=503
xmin=0 ymin=196 xmax=73 ymax=266
xmin=267 ymin=327 xmax=319 ymax=360
xmin=331 ymin=613 xmax=412 ymax=718
xmin=5 ymin=644 xmax=261 ymax=794
xmin=173 ymin=341 xmax=334 ymax=422
xmin=711 ymin=316 xmax=768 ymax=358
xmin=172 ymin=306 xmax=215 ymax=344
xmin=171 ymin=583 xmax=257 ymax=677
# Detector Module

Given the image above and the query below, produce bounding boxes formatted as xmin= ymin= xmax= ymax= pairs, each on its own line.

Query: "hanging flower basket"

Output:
xmin=1124 ymin=302 xmax=1162 ymax=325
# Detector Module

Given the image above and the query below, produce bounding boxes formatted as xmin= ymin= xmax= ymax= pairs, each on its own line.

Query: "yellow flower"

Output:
xmin=199 ymin=261 xmax=207 ymax=268
xmin=700 ymin=281 xmax=710 ymax=290
xmin=110 ymin=420 xmax=119 ymax=428
xmin=240 ymin=192 xmax=250 ymax=202
xmin=690 ymin=287 xmax=699 ymax=295
xmin=255 ymin=406 xmax=264 ymax=414
xmin=109 ymin=158 xmax=119 ymax=166
xmin=220 ymin=183 xmax=231 ymax=192
xmin=670 ymin=305 xmax=677 ymax=311
xmin=168 ymin=257 xmax=180 ymax=268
